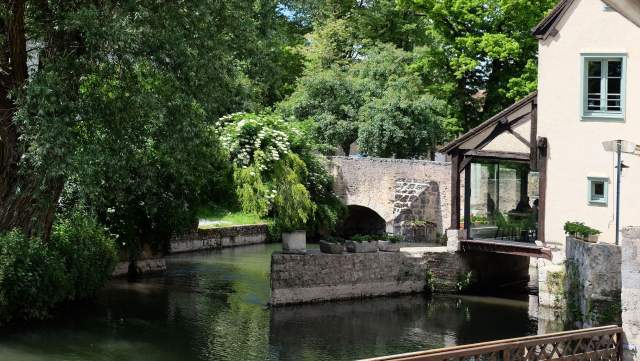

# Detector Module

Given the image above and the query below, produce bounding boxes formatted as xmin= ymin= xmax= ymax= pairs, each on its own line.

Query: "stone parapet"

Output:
xmin=170 ymin=224 xmax=268 ymax=253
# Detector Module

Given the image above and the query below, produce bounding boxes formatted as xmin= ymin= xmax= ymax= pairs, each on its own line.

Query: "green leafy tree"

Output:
xmin=357 ymin=87 xmax=448 ymax=158
xmin=398 ymin=0 xmax=556 ymax=129
xmin=218 ymin=113 xmax=342 ymax=233
xmin=282 ymin=44 xmax=453 ymax=157
xmin=0 ymin=1 xmax=304 ymax=249
xmin=279 ymin=69 xmax=365 ymax=155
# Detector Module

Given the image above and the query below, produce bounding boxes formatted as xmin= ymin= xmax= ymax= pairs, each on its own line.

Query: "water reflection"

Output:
xmin=1 ymin=244 xmax=542 ymax=361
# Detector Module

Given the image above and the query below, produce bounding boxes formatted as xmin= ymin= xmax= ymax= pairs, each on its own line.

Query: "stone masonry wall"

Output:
xmin=270 ymin=250 xmax=467 ymax=305
xmin=565 ymin=236 xmax=621 ymax=327
xmin=329 ymin=157 xmax=453 ymax=236
xmin=269 ymin=249 xmax=530 ymax=305
xmin=622 ymin=227 xmax=640 ymax=361
xmin=170 ymin=224 xmax=268 ymax=253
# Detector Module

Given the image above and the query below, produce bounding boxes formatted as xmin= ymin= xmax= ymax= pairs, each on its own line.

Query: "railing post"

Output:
xmin=503 ymin=348 xmax=510 ymax=361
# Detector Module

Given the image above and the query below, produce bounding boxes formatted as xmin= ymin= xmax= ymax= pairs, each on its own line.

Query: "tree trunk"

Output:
xmin=0 ymin=0 xmax=62 ymax=241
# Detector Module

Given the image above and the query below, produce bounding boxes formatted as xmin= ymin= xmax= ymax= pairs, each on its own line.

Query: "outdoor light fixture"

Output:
xmin=602 ymin=140 xmax=638 ymax=245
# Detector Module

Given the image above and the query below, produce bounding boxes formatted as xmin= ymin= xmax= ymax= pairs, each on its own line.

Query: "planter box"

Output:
xmin=571 ymin=234 xmax=599 ymax=243
xmin=319 ymin=240 xmax=345 ymax=254
xmin=346 ymin=240 xmax=378 ymax=253
xmin=282 ymin=230 xmax=306 ymax=253
xmin=377 ymin=240 xmax=400 ymax=252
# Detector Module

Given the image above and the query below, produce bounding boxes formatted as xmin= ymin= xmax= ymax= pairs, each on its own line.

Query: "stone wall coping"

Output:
xmin=328 ymin=156 xmax=450 ymax=167
xmin=172 ymin=223 xmax=269 ymax=239
xmin=567 ymin=236 xmax=621 ymax=250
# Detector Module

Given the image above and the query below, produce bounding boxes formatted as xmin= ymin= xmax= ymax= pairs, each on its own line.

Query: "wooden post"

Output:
xmin=537 ymin=137 xmax=548 ymax=244
xmin=530 ymin=99 xmax=538 ymax=170
xmin=464 ymin=163 xmax=472 ymax=240
xmin=450 ymin=152 xmax=462 ymax=229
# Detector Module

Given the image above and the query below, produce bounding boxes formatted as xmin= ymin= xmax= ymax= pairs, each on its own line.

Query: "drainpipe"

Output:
xmin=615 ymin=141 xmax=622 ymax=245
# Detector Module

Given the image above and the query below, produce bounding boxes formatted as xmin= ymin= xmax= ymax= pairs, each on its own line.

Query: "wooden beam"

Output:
xmin=465 ymin=150 xmax=530 ymax=162
xmin=463 ymin=163 xmax=472 ymax=240
xmin=530 ymin=101 xmax=538 ymax=170
xmin=459 ymin=156 xmax=472 ymax=173
xmin=537 ymin=137 xmax=548 ymax=244
xmin=450 ymin=153 xmax=462 ymax=229
xmin=507 ymin=128 xmax=531 ymax=148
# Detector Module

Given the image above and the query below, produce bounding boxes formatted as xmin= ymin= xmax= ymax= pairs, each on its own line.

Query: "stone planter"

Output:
xmin=346 ymin=240 xmax=378 ymax=253
xmin=319 ymin=240 xmax=345 ymax=254
xmin=282 ymin=230 xmax=306 ymax=253
xmin=571 ymin=234 xmax=599 ymax=243
xmin=377 ymin=240 xmax=400 ymax=252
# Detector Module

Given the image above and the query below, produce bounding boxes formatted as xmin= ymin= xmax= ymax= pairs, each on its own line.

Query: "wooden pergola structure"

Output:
xmin=440 ymin=92 xmax=551 ymax=259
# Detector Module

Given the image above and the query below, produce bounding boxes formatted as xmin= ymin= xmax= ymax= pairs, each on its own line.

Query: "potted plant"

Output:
xmin=564 ymin=221 xmax=601 ymax=243
xmin=273 ymin=164 xmax=316 ymax=253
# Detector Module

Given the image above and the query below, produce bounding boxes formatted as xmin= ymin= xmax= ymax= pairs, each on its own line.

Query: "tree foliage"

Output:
xmin=398 ymin=0 xmax=556 ymax=128
xmin=284 ymin=0 xmax=555 ymax=137
xmin=218 ymin=113 xmax=342 ymax=233
xmin=0 ymin=0 xmax=307 ymax=250
xmin=281 ymin=44 xmax=453 ymax=158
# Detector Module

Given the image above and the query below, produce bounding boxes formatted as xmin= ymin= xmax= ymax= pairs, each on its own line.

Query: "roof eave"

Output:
xmin=440 ymin=91 xmax=537 ymax=154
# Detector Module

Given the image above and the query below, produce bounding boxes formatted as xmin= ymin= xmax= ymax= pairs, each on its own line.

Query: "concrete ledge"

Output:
xmin=170 ymin=224 xmax=268 ymax=253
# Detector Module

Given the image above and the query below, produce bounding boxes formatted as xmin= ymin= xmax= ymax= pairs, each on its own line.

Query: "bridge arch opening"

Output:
xmin=337 ymin=205 xmax=386 ymax=238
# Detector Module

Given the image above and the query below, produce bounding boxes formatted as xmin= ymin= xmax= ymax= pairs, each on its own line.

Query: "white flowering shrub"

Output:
xmin=217 ymin=113 xmax=293 ymax=170
xmin=217 ymin=112 xmax=344 ymax=233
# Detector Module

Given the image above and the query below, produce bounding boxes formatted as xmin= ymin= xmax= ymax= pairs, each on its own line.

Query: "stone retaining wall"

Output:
xmin=622 ymin=228 xmax=640 ymax=361
xmin=170 ymin=224 xmax=268 ymax=253
xmin=269 ymin=249 xmax=530 ymax=305
xmin=565 ymin=236 xmax=621 ymax=327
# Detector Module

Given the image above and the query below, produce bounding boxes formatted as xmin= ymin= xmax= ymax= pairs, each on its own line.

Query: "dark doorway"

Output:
xmin=336 ymin=205 xmax=386 ymax=238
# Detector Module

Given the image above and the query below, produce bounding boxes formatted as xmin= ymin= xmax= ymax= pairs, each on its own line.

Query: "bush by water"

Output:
xmin=0 ymin=212 xmax=117 ymax=324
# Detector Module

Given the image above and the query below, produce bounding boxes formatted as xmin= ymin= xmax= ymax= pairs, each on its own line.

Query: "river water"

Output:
xmin=0 ymin=243 xmax=541 ymax=361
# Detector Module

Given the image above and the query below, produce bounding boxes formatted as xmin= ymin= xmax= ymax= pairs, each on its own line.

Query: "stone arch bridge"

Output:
xmin=328 ymin=157 xmax=454 ymax=242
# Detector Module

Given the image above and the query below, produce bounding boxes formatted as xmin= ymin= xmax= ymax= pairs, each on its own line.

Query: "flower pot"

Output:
xmin=282 ymin=230 xmax=306 ymax=253
xmin=345 ymin=240 xmax=378 ymax=253
xmin=587 ymin=234 xmax=599 ymax=243
xmin=319 ymin=240 xmax=344 ymax=254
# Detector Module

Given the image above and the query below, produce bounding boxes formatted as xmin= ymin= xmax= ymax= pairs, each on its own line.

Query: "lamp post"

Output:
xmin=602 ymin=140 xmax=637 ymax=245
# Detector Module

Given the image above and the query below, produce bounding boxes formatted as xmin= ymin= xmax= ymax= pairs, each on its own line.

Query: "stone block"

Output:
xmin=282 ymin=230 xmax=307 ymax=253
xmin=346 ymin=241 xmax=378 ymax=253
xmin=446 ymin=229 xmax=462 ymax=252
xmin=377 ymin=240 xmax=400 ymax=252
xmin=319 ymin=240 xmax=345 ymax=254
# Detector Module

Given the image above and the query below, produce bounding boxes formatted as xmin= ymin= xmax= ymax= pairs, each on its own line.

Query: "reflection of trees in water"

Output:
xmin=164 ymin=259 xmax=271 ymax=361
xmin=203 ymin=295 xmax=269 ymax=361
xmin=268 ymin=294 xmax=537 ymax=361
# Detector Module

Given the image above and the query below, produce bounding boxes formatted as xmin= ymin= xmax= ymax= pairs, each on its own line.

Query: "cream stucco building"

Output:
xmin=441 ymin=0 xmax=640 ymax=306
xmin=538 ymin=0 xmax=640 ymax=249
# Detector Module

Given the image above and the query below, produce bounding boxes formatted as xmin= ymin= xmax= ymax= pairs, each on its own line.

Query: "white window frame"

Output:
xmin=587 ymin=177 xmax=609 ymax=205
xmin=581 ymin=54 xmax=627 ymax=121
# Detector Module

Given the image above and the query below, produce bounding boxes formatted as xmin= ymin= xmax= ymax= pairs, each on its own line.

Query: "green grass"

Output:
xmin=197 ymin=205 xmax=269 ymax=229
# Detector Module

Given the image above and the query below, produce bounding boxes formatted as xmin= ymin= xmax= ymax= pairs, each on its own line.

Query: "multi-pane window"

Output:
xmin=588 ymin=177 xmax=608 ymax=205
xmin=583 ymin=56 xmax=626 ymax=118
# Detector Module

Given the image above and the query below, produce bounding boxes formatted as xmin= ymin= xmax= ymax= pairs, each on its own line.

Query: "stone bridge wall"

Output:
xmin=328 ymin=157 xmax=454 ymax=238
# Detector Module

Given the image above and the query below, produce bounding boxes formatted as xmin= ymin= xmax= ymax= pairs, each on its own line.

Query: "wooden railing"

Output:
xmin=361 ymin=325 xmax=623 ymax=361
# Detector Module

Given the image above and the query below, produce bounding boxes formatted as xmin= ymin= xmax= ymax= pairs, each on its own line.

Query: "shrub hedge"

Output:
xmin=0 ymin=211 xmax=117 ymax=324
